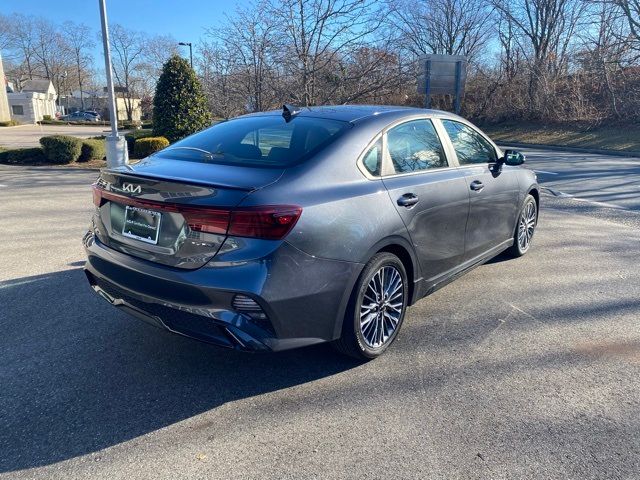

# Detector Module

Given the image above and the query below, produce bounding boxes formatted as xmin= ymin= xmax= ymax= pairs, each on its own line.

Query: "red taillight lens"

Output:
xmin=92 ymin=183 xmax=103 ymax=207
xmin=92 ymin=184 xmax=301 ymax=240
xmin=229 ymin=206 xmax=302 ymax=240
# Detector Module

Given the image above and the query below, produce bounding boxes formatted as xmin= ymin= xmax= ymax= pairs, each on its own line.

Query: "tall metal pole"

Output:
xmin=99 ymin=0 xmax=128 ymax=167
xmin=189 ymin=43 xmax=193 ymax=69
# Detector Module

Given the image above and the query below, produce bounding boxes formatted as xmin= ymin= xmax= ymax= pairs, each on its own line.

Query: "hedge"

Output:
xmin=125 ymin=129 xmax=154 ymax=154
xmin=0 ymin=147 xmax=47 ymax=165
xmin=0 ymin=120 xmax=20 ymax=127
xmin=134 ymin=136 xmax=170 ymax=158
xmin=79 ymin=139 xmax=106 ymax=162
xmin=39 ymin=135 xmax=83 ymax=164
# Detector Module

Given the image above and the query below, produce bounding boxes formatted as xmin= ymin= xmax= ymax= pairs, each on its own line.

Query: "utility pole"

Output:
xmin=99 ymin=0 xmax=128 ymax=167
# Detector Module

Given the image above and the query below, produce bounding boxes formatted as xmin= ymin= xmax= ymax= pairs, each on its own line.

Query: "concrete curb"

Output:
xmin=497 ymin=142 xmax=640 ymax=158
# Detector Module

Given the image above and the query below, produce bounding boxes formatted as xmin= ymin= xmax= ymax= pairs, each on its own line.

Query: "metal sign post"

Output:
xmin=98 ymin=0 xmax=128 ymax=168
xmin=418 ymin=54 xmax=467 ymax=113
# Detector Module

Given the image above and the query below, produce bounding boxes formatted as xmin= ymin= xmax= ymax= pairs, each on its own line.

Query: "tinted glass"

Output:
xmin=441 ymin=120 xmax=497 ymax=165
xmin=155 ymin=116 xmax=349 ymax=167
xmin=362 ymin=138 xmax=382 ymax=176
xmin=386 ymin=119 xmax=447 ymax=174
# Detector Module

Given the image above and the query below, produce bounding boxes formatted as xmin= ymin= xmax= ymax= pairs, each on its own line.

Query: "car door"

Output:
xmin=379 ymin=118 xmax=470 ymax=285
xmin=439 ymin=119 xmax=520 ymax=261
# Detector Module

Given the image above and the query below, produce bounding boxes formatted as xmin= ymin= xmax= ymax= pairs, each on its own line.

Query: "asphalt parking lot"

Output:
xmin=1 ymin=149 xmax=639 ymax=479
xmin=0 ymin=124 xmax=112 ymax=148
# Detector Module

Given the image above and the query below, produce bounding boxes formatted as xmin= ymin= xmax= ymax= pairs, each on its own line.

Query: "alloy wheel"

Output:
xmin=359 ymin=265 xmax=405 ymax=348
xmin=517 ymin=200 xmax=537 ymax=251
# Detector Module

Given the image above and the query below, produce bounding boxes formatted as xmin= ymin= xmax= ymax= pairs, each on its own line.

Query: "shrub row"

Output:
xmin=0 ymin=147 xmax=46 ymax=164
xmin=0 ymin=120 xmax=20 ymax=127
xmin=38 ymin=135 xmax=107 ymax=164
xmin=134 ymin=136 xmax=170 ymax=158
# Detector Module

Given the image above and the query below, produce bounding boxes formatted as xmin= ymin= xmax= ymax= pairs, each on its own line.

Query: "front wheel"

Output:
xmin=333 ymin=252 xmax=408 ymax=360
xmin=507 ymin=194 xmax=538 ymax=257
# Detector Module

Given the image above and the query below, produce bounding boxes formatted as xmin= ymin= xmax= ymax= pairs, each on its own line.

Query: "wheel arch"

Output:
xmin=331 ymin=236 xmax=421 ymax=340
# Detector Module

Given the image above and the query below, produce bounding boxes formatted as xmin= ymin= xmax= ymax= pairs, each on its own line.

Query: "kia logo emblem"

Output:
xmin=122 ymin=183 xmax=141 ymax=194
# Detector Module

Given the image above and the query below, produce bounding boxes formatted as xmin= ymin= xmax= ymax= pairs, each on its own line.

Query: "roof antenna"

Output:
xmin=282 ymin=104 xmax=301 ymax=122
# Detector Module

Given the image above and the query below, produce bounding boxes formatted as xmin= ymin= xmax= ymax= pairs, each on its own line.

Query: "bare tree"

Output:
xmin=63 ymin=22 xmax=95 ymax=110
xmin=493 ymin=0 xmax=587 ymax=116
xmin=384 ymin=0 xmax=492 ymax=60
xmin=273 ymin=0 xmax=385 ymax=106
xmin=109 ymin=24 xmax=145 ymax=120
xmin=203 ymin=1 xmax=277 ymax=113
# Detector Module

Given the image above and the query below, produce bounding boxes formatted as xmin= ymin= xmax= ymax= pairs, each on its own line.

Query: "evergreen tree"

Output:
xmin=152 ymin=55 xmax=211 ymax=142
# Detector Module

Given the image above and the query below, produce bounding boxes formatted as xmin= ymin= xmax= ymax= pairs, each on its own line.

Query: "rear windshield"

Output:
xmin=154 ymin=116 xmax=350 ymax=167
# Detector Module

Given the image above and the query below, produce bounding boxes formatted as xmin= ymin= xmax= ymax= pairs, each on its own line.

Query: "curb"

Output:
xmin=497 ymin=142 xmax=640 ymax=158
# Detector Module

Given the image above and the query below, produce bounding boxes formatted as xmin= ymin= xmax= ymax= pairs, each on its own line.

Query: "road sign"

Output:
xmin=417 ymin=54 xmax=467 ymax=113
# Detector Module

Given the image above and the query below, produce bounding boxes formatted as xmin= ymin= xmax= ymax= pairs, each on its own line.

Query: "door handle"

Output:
xmin=397 ymin=193 xmax=419 ymax=207
xmin=470 ymin=180 xmax=484 ymax=191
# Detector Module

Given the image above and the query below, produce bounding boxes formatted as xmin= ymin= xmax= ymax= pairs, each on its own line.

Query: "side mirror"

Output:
xmin=502 ymin=149 xmax=526 ymax=166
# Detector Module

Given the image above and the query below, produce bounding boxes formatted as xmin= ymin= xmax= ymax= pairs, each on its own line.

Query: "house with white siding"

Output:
xmin=7 ymin=79 xmax=58 ymax=123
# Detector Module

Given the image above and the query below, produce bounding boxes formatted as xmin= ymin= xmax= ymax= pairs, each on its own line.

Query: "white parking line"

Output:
xmin=533 ymin=170 xmax=558 ymax=175
xmin=546 ymin=188 xmax=628 ymax=210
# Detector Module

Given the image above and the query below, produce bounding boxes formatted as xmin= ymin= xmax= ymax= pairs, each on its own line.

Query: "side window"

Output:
xmin=441 ymin=120 xmax=497 ymax=165
xmin=361 ymin=138 xmax=382 ymax=176
xmin=386 ymin=119 xmax=447 ymax=174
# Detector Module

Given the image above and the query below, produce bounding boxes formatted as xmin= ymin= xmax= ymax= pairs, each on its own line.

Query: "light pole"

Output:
xmin=178 ymin=42 xmax=193 ymax=69
xmin=98 ymin=0 xmax=128 ymax=167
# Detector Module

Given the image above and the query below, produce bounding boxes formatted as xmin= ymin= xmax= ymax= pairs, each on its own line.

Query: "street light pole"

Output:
xmin=98 ymin=0 xmax=128 ymax=167
xmin=178 ymin=42 xmax=193 ymax=69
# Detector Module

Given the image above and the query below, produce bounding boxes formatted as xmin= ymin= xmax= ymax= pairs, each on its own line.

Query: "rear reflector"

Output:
xmin=92 ymin=184 xmax=301 ymax=240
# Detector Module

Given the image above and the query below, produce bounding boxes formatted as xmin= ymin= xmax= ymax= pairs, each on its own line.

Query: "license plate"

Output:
xmin=122 ymin=205 xmax=161 ymax=245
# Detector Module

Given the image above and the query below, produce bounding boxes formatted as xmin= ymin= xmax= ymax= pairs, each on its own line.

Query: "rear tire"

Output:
xmin=333 ymin=253 xmax=408 ymax=360
xmin=507 ymin=194 xmax=537 ymax=257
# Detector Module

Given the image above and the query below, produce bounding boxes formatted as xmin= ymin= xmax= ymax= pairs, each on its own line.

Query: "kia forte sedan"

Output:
xmin=84 ymin=105 xmax=538 ymax=359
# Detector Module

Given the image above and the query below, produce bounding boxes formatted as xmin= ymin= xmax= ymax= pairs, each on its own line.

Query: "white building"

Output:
xmin=8 ymin=79 xmax=58 ymax=123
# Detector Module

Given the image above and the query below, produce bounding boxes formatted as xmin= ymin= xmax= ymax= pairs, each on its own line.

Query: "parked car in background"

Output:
xmin=63 ymin=111 xmax=101 ymax=122
xmin=84 ymin=105 xmax=539 ymax=360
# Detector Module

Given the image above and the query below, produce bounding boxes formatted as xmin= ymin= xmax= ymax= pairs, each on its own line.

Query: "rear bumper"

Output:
xmin=84 ymin=233 xmax=363 ymax=352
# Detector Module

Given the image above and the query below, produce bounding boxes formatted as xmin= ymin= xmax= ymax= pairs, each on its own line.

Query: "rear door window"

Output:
xmin=385 ymin=119 xmax=447 ymax=174
xmin=441 ymin=120 xmax=498 ymax=165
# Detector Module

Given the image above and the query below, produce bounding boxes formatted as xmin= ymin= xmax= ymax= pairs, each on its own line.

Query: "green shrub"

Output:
xmin=153 ymin=55 xmax=211 ymax=142
xmin=42 ymin=115 xmax=52 ymax=121
xmin=134 ymin=136 xmax=169 ymax=158
xmin=79 ymin=139 xmax=106 ymax=162
xmin=0 ymin=147 xmax=46 ymax=165
xmin=125 ymin=129 xmax=154 ymax=154
xmin=0 ymin=120 xmax=20 ymax=127
xmin=39 ymin=135 xmax=83 ymax=164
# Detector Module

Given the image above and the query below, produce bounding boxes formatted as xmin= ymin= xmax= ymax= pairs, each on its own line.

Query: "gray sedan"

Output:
xmin=84 ymin=105 xmax=538 ymax=359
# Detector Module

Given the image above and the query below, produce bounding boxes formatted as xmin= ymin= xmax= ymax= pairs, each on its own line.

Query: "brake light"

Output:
xmin=91 ymin=184 xmax=301 ymax=240
xmin=230 ymin=206 xmax=302 ymax=240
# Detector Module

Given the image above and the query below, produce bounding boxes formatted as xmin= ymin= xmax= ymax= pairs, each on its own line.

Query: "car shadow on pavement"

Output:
xmin=0 ymin=268 xmax=361 ymax=473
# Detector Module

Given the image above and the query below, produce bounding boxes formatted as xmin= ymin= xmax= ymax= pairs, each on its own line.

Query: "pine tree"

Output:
xmin=152 ymin=55 xmax=211 ymax=143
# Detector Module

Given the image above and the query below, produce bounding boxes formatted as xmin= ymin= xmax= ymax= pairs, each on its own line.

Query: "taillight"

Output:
xmin=92 ymin=184 xmax=301 ymax=240
xmin=229 ymin=206 xmax=302 ymax=240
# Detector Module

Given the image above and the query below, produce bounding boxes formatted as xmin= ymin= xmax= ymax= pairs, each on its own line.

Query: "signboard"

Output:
xmin=417 ymin=54 xmax=467 ymax=113
xmin=104 ymin=86 xmax=129 ymax=94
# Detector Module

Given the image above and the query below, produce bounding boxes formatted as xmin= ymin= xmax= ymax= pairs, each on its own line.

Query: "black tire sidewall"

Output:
xmin=350 ymin=253 xmax=408 ymax=359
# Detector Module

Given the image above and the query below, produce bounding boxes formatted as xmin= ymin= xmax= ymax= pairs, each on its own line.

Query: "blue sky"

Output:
xmin=3 ymin=0 xmax=247 ymax=50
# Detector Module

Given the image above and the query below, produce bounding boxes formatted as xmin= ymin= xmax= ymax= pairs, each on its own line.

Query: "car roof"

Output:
xmin=239 ymin=105 xmax=455 ymax=123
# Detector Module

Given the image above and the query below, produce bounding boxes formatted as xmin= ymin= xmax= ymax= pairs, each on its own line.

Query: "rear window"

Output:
xmin=155 ymin=116 xmax=350 ymax=167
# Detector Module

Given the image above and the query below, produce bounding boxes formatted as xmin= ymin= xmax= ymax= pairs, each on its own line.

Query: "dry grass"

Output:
xmin=481 ymin=122 xmax=640 ymax=152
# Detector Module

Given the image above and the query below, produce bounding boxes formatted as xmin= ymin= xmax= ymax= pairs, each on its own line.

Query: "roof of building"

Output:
xmin=22 ymin=79 xmax=55 ymax=94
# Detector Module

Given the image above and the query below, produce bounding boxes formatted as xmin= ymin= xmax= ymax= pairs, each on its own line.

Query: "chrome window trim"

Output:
xmin=356 ymin=133 xmax=384 ymax=180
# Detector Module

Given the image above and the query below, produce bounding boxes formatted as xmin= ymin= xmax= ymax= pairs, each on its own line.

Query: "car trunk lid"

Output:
xmin=91 ymin=162 xmax=285 ymax=269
